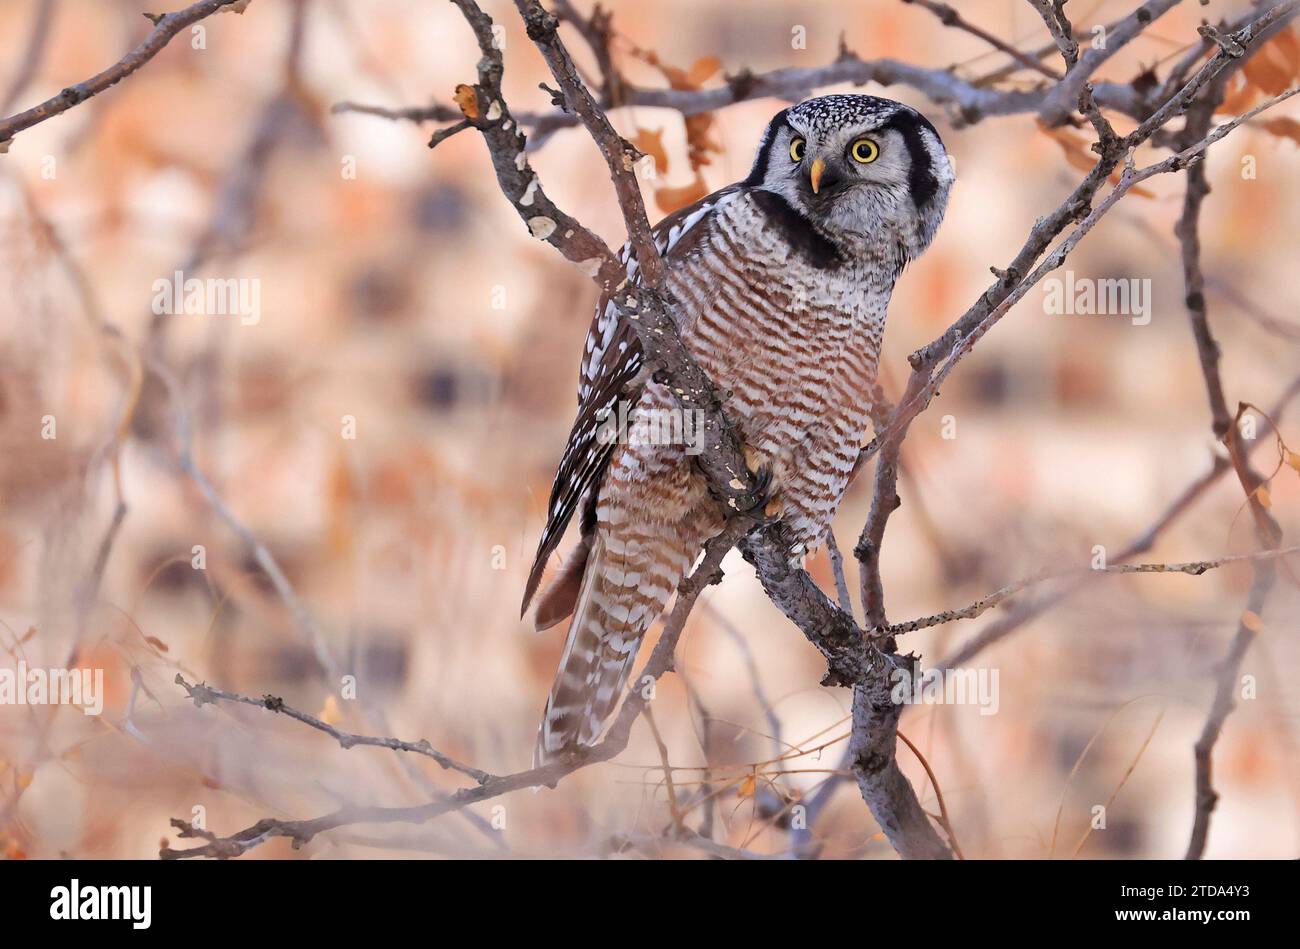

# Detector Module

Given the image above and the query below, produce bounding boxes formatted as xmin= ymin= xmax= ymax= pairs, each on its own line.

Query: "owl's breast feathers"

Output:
xmin=522 ymin=185 xmax=890 ymax=614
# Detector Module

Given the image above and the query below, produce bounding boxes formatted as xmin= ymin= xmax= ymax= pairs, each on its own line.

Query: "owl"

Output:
xmin=521 ymin=94 xmax=954 ymax=764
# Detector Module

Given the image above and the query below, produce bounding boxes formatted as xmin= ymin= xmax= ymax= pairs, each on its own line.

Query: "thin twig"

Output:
xmin=881 ymin=547 xmax=1300 ymax=637
xmin=905 ymin=0 xmax=1062 ymax=80
xmin=0 ymin=0 xmax=250 ymax=147
xmin=160 ymin=516 xmax=755 ymax=858
xmin=173 ymin=674 xmax=493 ymax=785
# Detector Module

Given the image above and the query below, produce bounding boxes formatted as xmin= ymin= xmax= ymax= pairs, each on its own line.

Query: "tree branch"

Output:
xmin=883 ymin=547 xmax=1300 ymax=636
xmin=0 ymin=0 xmax=251 ymax=149
xmin=160 ymin=516 xmax=753 ymax=858
xmin=172 ymin=674 xmax=494 ymax=785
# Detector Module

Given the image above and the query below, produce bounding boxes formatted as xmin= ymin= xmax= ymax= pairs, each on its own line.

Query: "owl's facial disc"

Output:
xmin=789 ymin=125 xmax=922 ymax=211
xmin=746 ymin=95 xmax=954 ymax=259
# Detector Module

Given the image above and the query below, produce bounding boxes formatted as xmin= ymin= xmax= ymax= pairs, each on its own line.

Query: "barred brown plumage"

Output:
xmin=524 ymin=94 xmax=955 ymax=763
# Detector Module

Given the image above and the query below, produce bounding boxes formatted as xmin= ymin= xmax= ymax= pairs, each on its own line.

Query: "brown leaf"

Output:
xmin=318 ymin=694 xmax=342 ymax=727
xmin=1218 ymin=74 xmax=1260 ymax=115
xmin=144 ymin=635 xmax=169 ymax=653
xmin=1242 ymin=44 xmax=1293 ymax=96
xmin=685 ymin=56 xmax=723 ymax=88
xmin=737 ymin=774 xmax=757 ymax=798
xmin=1263 ymin=117 xmax=1300 ymax=145
xmin=1273 ymin=27 xmax=1300 ymax=80
xmin=1285 ymin=449 xmax=1300 ymax=472
xmin=1254 ymin=484 xmax=1272 ymax=509
xmin=1039 ymin=125 xmax=1154 ymax=198
xmin=453 ymin=83 xmax=480 ymax=121
xmin=1241 ymin=610 xmax=1264 ymax=632
xmin=654 ymin=173 xmax=708 ymax=215
xmin=684 ymin=112 xmax=723 ymax=170
xmin=631 ymin=127 xmax=668 ymax=175
xmin=624 ymin=47 xmax=726 ymax=170
xmin=1219 ymin=27 xmax=1300 ymax=117
xmin=326 ymin=449 xmax=357 ymax=559
xmin=629 ymin=47 xmax=722 ymax=92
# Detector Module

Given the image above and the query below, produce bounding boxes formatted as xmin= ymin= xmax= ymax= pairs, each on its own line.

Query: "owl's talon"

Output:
xmin=745 ymin=462 xmax=777 ymax=515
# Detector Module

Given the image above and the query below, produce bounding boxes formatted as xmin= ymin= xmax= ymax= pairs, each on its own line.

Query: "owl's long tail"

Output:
xmin=535 ymin=527 xmax=693 ymax=765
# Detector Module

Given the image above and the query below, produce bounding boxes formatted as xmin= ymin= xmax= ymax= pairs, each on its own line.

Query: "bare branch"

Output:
xmin=1035 ymin=0 xmax=1184 ymax=126
xmin=0 ymin=0 xmax=251 ymax=149
xmin=883 ymin=547 xmax=1300 ymax=636
xmin=824 ymin=530 xmax=855 ymax=615
xmin=1175 ymin=56 xmax=1292 ymax=857
xmin=904 ymin=0 xmax=1062 ymax=80
xmin=513 ymin=0 xmax=663 ymax=286
xmin=933 ymin=381 xmax=1300 ymax=673
xmin=160 ymin=516 xmax=753 ymax=858
xmin=172 ymin=674 xmax=493 ymax=785
xmin=0 ymin=0 xmax=58 ymax=115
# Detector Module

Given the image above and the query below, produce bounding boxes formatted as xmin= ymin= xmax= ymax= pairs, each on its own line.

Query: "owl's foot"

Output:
xmin=743 ymin=443 xmax=783 ymax=520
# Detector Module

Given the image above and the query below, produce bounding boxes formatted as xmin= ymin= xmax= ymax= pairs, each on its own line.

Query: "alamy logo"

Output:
xmin=890 ymin=666 xmax=1000 ymax=716
xmin=1042 ymin=270 xmax=1152 ymax=326
xmin=151 ymin=269 xmax=262 ymax=325
xmin=0 ymin=662 xmax=104 ymax=715
xmin=596 ymin=402 xmax=706 ymax=455
xmin=50 ymin=880 xmax=151 ymax=929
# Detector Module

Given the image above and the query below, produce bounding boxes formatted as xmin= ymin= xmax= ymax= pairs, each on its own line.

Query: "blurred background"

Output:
xmin=0 ymin=0 xmax=1297 ymax=860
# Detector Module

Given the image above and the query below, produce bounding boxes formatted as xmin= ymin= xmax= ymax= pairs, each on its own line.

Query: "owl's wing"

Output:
xmin=521 ymin=185 xmax=743 ymax=620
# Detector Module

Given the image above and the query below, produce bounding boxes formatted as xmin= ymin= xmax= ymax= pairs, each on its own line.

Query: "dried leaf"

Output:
xmin=737 ymin=774 xmax=757 ymax=798
xmin=1039 ymin=125 xmax=1154 ymax=198
xmin=1041 ymin=126 xmax=1096 ymax=174
xmin=1263 ymin=117 xmax=1300 ymax=144
xmin=453 ymin=83 xmax=480 ymax=121
xmin=1272 ymin=27 xmax=1300 ymax=79
xmin=319 ymin=694 xmax=341 ymax=727
xmin=326 ymin=450 xmax=357 ymax=559
xmin=631 ymin=127 xmax=668 ymax=175
xmin=1218 ymin=74 xmax=1260 ymax=115
xmin=1254 ymin=484 xmax=1272 ymax=509
xmin=144 ymin=635 xmax=170 ymax=653
xmin=1217 ymin=28 xmax=1300 ymax=116
xmin=1285 ymin=449 xmax=1300 ymax=472
xmin=684 ymin=112 xmax=723 ymax=169
xmin=1241 ymin=610 xmax=1264 ymax=632
xmin=636 ymin=51 xmax=722 ymax=91
xmin=637 ymin=53 xmax=712 ymax=92
xmin=625 ymin=47 xmax=726 ymax=169
xmin=222 ymin=0 xmax=254 ymax=13
xmin=654 ymin=173 xmax=708 ymax=215
xmin=1242 ymin=44 xmax=1292 ymax=96
xmin=18 ymin=626 xmax=37 ymax=644
xmin=685 ymin=56 xmax=723 ymax=88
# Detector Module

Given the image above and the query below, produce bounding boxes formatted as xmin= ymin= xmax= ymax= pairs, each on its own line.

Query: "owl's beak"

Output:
xmin=809 ymin=157 xmax=826 ymax=194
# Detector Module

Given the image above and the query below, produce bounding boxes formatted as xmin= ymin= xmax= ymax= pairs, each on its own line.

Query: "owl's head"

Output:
xmin=744 ymin=94 xmax=954 ymax=262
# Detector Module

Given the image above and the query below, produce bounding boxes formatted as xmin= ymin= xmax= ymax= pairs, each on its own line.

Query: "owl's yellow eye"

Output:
xmin=850 ymin=138 xmax=880 ymax=163
xmin=789 ymin=137 xmax=805 ymax=162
